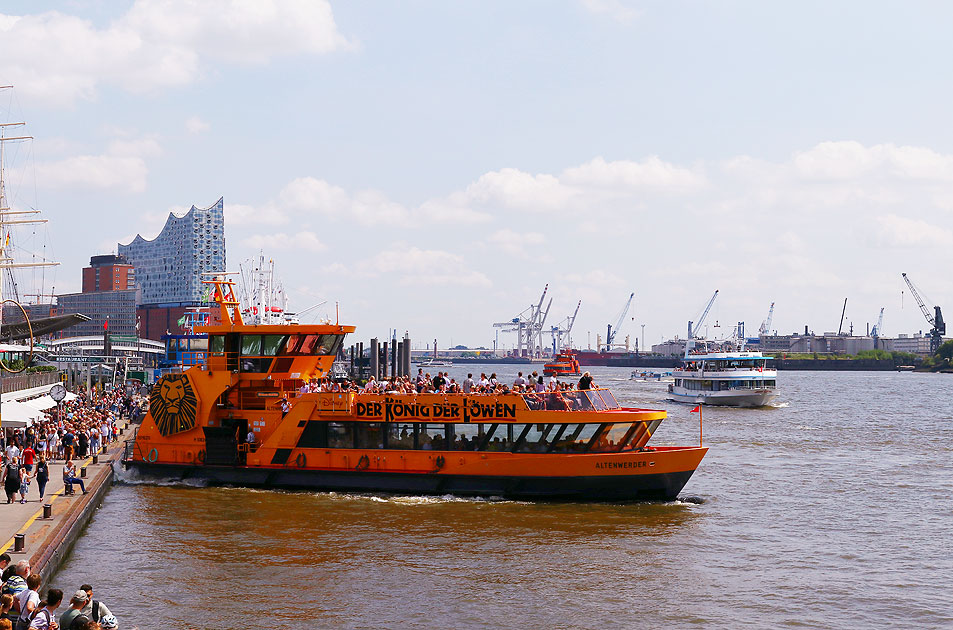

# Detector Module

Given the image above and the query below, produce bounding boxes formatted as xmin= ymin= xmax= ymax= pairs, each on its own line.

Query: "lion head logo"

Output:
xmin=150 ymin=374 xmax=199 ymax=437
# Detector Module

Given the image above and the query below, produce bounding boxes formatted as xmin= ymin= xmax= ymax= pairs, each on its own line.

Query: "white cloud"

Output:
xmin=242 ymin=231 xmax=326 ymax=252
xmin=224 ymin=203 xmax=289 ymax=227
xmin=873 ymin=214 xmax=953 ymax=248
xmin=279 ymin=177 xmax=409 ymax=225
xmin=185 ymin=116 xmax=210 ymax=134
xmin=358 ymin=247 xmax=491 ymax=288
xmin=28 ymin=131 xmax=161 ymax=193
xmin=36 ymin=155 xmax=149 ymax=193
xmin=0 ymin=1 xmax=353 ymax=105
xmin=465 ymin=168 xmax=578 ymax=211
xmin=793 ymin=141 xmax=953 ymax=182
xmin=563 ymin=156 xmax=705 ymax=191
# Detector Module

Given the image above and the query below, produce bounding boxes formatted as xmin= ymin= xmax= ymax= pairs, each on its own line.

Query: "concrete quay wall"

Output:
xmin=0 ymin=422 xmax=131 ymax=584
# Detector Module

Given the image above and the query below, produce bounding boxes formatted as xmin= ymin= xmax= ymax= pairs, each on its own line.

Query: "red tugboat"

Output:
xmin=543 ymin=351 xmax=582 ymax=377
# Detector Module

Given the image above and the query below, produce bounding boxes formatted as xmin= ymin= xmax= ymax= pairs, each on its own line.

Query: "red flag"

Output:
xmin=103 ymin=319 xmax=109 ymax=331
xmin=691 ymin=405 xmax=700 ymax=412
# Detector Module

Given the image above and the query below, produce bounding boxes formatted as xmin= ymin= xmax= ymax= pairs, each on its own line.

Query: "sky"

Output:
xmin=0 ymin=0 xmax=951 ymax=350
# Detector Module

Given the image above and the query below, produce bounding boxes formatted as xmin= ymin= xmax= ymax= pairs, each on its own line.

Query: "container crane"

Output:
xmin=758 ymin=302 xmax=775 ymax=336
xmin=605 ymin=292 xmax=634 ymax=351
xmin=685 ymin=290 xmax=718 ymax=357
xmin=493 ymin=284 xmax=551 ymax=357
xmin=551 ymin=300 xmax=581 ymax=353
xmin=901 ymin=273 xmax=946 ymax=354
xmin=871 ymin=307 xmax=885 ymax=344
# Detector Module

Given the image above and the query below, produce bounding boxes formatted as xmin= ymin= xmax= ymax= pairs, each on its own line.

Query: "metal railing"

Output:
xmin=1 ymin=371 xmax=61 ymax=393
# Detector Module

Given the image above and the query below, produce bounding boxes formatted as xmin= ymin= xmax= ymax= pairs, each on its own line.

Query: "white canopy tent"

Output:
xmin=21 ymin=396 xmax=57 ymax=411
xmin=0 ymin=401 xmax=44 ymax=428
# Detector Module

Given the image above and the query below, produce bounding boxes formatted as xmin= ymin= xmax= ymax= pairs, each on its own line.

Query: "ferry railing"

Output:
xmin=122 ymin=427 xmax=139 ymax=461
xmin=517 ymin=388 xmax=620 ymax=412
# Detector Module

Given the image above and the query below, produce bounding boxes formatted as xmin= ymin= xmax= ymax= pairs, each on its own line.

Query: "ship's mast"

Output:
xmin=0 ymin=87 xmax=58 ymax=355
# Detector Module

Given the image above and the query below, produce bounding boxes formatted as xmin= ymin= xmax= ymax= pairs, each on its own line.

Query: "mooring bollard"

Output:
xmin=14 ymin=534 xmax=24 ymax=553
xmin=43 ymin=504 xmax=52 ymax=519
xmin=92 ymin=455 xmax=99 ymax=465
xmin=81 ymin=466 xmax=87 ymax=478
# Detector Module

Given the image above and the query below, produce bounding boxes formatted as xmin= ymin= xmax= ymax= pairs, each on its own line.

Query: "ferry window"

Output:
xmin=562 ymin=392 xmax=593 ymax=411
xmin=596 ymin=390 xmax=620 ymax=409
xmin=191 ymin=338 xmax=209 ymax=351
xmin=315 ymin=334 xmax=344 ymax=356
xmin=452 ymin=423 xmax=484 ymax=451
xmin=355 ymin=423 xmax=383 ymax=449
xmin=385 ymin=423 xmax=416 ymax=449
xmin=590 ymin=423 xmax=631 ymax=453
xmin=261 ymin=335 xmax=288 ymax=356
xmin=484 ymin=424 xmax=513 ymax=451
xmin=419 ymin=424 xmax=446 ymax=450
xmin=515 ymin=423 xmax=556 ymax=453
xmin=241 ymin=335 xmax=262 ymax=356
xmin=297 ymin=421 xmax=328 ymax=448
xmin=327 ymin=422 xmax=353 ymax=449
xmin=766 ymin=380 xmax=776 ymax=387
xmin=550 ymin=424 xmax=592 ymax=453
xmin=585 ymin=391 xmax=607 ymax=411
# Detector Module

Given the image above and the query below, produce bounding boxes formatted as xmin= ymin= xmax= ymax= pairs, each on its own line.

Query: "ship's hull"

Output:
xmin=123 ymin=460 xmax=700 ymax=501
xmin=669 ymin=388 xmax=777 ymax=407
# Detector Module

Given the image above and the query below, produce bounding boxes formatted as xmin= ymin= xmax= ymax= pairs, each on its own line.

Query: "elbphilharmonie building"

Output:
xmin=118 ymin=197 xmax=226 ymax=304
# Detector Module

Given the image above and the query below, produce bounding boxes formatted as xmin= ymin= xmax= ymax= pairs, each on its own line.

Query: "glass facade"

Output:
xmin=56 ymin=289 xmax=138 ymax=337
xmin=118 ymin=197 xmax=226 ymax=304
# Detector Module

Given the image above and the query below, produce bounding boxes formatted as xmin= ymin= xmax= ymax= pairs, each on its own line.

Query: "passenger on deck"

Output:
xmin=578 ymin=372 xmax=594 ymax=390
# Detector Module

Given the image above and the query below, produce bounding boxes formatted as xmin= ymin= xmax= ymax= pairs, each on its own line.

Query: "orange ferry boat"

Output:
xmin=543 ymin=351 xmax=582 ymax=378
xmin=122 ymin=279 xmax=707 ymax=500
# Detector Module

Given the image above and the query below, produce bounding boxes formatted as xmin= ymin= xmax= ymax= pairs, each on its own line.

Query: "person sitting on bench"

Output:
xmin=63 ymin=459 xmax=86 ymax=495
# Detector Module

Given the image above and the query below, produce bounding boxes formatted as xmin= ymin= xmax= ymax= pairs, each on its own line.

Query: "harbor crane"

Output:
xmin=901 ymin=273 xmax=946 ymax=354
xmin=837 ymin=298 xmax=848 ymax=336
xmin=871 ymin=307 xmax=885 ymax=348
xmin=550 ymin=300 xmax=581 ymax=353
xmin=758 ymin=302 xmax=775 ymax=337
xmin=493 ymin=284 xmax=552 ymax=357
xmin=605 ymin=292 xmax=634 ymax=351
xmin=685 ymin=290 xmax=718 ymax=356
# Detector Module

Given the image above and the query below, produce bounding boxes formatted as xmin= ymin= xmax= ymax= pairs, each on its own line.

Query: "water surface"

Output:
xmin=53 ymin=369 xmax=953 ymax=629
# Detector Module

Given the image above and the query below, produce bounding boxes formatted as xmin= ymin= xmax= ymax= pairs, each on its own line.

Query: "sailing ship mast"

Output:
xmin=0 ymin=85 xmax=58 ymax=366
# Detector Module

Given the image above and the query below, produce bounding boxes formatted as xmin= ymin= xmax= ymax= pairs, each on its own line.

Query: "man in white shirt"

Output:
xmin=463 ymin=374 xmax=474 ymax=393
xmin=4 ymin=444 xmax=19 ymax=466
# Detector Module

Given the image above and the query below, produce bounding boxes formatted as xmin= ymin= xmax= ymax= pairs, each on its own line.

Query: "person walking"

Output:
xmin=33 ymin=457 xmax=48 ymax=501
xmin=2 ymin=458 xmax=22 ymax=504
xmin=17 ymin=469 xmax=30 ymax=505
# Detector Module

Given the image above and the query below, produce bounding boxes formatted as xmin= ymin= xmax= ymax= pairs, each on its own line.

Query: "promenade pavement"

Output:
xmin=0 ymin=418 xmax=132 ymax=581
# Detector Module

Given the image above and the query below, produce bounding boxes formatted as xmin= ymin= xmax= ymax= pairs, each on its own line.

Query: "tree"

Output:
xmin=936 ymin=339 xmax=953 ymax=362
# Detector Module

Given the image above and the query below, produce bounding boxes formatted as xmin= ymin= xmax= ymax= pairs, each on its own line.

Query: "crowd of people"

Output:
xmin=0 ymin=389 xmax=145 ymax=505
xmin=0 ymin=556 xmax=117 ymax=629
xmin=293 ymin=369 xmax=598 ymax=397
xmin=0 ymin=388 xmax=138 ymax=628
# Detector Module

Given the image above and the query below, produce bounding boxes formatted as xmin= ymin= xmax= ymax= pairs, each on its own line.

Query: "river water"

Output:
xmin=52 ymin=367 xmax=952 ymax=629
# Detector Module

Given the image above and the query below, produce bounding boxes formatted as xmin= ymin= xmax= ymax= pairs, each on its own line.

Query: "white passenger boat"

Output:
xmin=630 ymin=370 xmax=674 ymax=382
xmin=668 ymin=350 xmax=777 ymax=407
